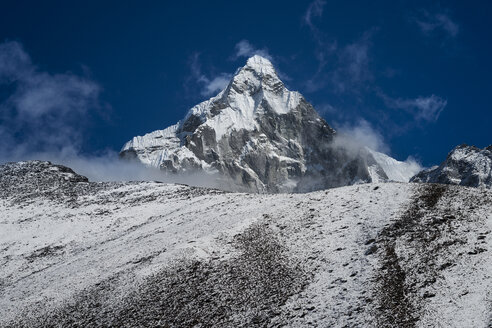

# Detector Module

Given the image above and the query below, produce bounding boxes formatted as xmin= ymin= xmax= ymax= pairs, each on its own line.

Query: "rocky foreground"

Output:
xmin=0 ymin=161 xmax=491 ymax=327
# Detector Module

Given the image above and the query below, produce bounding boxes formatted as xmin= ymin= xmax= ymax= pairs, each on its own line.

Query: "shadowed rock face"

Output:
xmin=411 ymin=144 xmax=492 ymax=189
xmin=120 ymin=55 xmax=387 ymax=193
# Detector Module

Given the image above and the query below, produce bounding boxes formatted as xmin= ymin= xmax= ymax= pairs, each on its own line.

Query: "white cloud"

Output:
xmin=19 ymin=149 xmax=222 ymax=187
xmin=414 ymin=10 xmax=459 ymax=38
xmin=13 ymin=73 xmax=99 ymax=118
xmin=383 ymin=94 xmax=447 ymax=122
xmin=189 ymin=53 xmax=232 ymax=97
xmin=0 ymin=41 xmax=32 ymax=82
xmin=233 ymin=40 xmax=272 ymax=60
xmin=199 ymin=73 xmax=232 ymax=96
xmin=0 ymin=43 xmax=234 ymax=189
xmin=334 ymin=119 xmax=389 ymax=154
xmin=0 ymin=40 xmax=102 ymax=160
xmin=331 ymin=118 xmax=423 ymax=177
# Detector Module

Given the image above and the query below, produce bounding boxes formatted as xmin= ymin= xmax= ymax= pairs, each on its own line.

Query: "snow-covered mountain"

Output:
xmin=121 ymin=55 xmax=417 ymax=192
xmin=1 ymin=160 xmax=491 ymax=327
xmin=366 ymin=147 xmax=421 ymax=183
xmin=411 ymin=144 xmax=492 ymax=189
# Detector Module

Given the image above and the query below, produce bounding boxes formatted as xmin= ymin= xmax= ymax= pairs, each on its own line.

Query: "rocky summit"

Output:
xmin=120 ymin=55 xmax=418 ymax=193
xmin=411 ymin=144 xmax=492 ymax=189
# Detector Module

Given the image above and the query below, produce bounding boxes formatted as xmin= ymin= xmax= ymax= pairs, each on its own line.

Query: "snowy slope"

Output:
xmin=411 ymin=144 xmax=492 ymax=188
xmin=1 ymin=161 xmax=491 ymax=327
xmin=120 ymin=55 xmax=415 ymax=193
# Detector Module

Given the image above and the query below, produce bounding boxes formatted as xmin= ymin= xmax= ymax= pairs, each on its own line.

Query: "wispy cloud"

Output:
xmin=302 ymin=0 xmax=337 ymax=91
xmin=413 ymin=9 xmax=459 ymax=38
xmin=334 ymin=119 xmax=389 ymax=154
xmin=315 ymin=103 xmax=338 ymax=117
xmin=189 ymin=53 xmax=232 ymax=97
xmin=300 ymin=3 xmax=447 ymax=121
xmin=0 ymin=40 xmax=102 ymax=159
xmin=233 ymin=40 xmax=272 ymax=60
xmin=199 ymin=74 xmax=231 ymax=96
xmin=0 ymin=42 xmax=238 ymax=189
xmin=382 ymin=94 xmax=447 ymax=122
xmin=343 ymin=39 xmax=370 ymax=82
xmin=332 ymin=118 xmax=423 ymax=175
xmin=301 ymin=0 xmax=378 ymax=94
xmin=23 ymin=148 xmax=223 ymax=188
xmin=304 ymin=30 xmax=374 ymax=94
xmin=303 ymin=0 xmax=326 ymax=31
xmin=188 ymin=41 xmax=278 ymax=98
xmin=331 ymin=32 xmax=373 ymax=93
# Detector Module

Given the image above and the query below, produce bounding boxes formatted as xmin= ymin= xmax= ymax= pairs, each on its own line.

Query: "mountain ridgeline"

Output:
xmin=120 ymin=55 xmax=418 ymax=193
xmin=411 ymin=144 xmax=492 ymax=189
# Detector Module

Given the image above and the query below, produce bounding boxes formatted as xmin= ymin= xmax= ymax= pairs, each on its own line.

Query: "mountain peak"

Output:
xmin=121 ymin=55 xmax=416 ymax=193
xmin=410 ymin=144 xmax=492 ymax=188
xmin=244 ymin=55 xmax=275 ymax=74
xmin=229 ymin=55 xmax=284 ymax=98
xmin=228 ymin=55 xmax=280 ymax=90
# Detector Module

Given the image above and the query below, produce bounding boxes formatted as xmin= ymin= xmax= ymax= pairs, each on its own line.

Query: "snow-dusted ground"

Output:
xmin=0 ymin=161 xmax=491 ymax=327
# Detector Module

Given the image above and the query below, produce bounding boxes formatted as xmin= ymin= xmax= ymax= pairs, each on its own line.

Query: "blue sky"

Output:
xmin=0 ymin=0 xmax=491 ymax=167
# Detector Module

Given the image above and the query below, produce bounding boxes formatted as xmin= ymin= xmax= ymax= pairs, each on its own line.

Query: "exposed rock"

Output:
xmin=411 ymin=144 xmax=492 ymax=189
xmin=120 ymin=56 xmax=417 ymax=193
xmin=1 ymin=161 xmax=491 ymax=327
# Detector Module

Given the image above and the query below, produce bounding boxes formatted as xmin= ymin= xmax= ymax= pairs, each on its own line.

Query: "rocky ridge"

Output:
xmin=411 ymin=144 xmax=492 ymax=189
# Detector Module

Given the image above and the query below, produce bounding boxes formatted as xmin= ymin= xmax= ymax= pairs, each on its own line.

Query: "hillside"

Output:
xmin=1 ymin=161 xmax=491 ymax=327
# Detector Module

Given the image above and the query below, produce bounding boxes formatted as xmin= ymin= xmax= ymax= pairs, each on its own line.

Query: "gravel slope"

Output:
xmin=1 ymin=161 xmax=491 ymax=327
